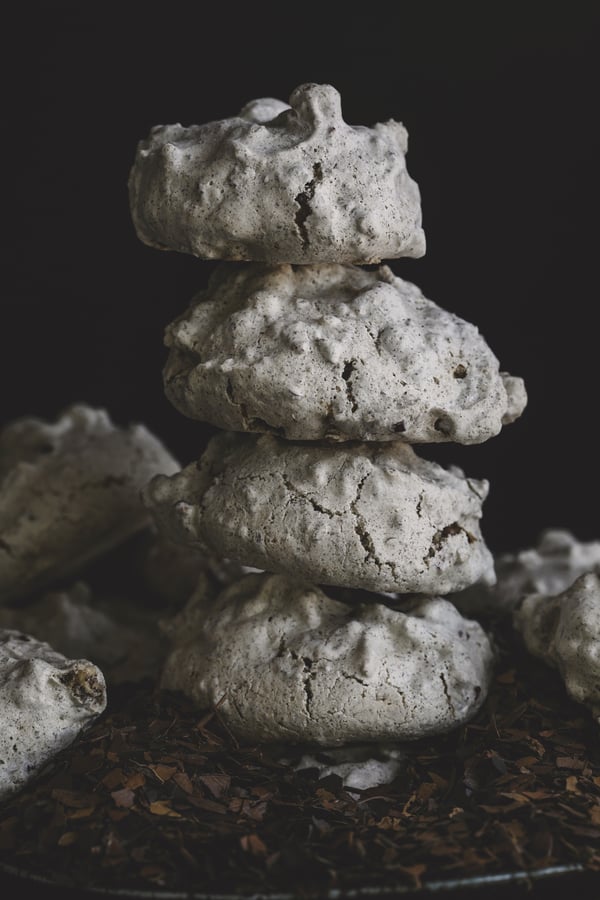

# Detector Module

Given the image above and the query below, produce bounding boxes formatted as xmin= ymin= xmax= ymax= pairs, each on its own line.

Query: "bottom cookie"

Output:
xmin=161 ymin=572 xmax=494 ymax=745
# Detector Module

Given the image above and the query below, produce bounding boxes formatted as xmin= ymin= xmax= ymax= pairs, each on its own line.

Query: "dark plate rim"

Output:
xmin=0 ymin=859 xmax=586 ymax=898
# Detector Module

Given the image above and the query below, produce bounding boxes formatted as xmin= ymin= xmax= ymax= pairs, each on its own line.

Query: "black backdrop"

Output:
xmin=2 ymin=2 xmax=599 ymax=555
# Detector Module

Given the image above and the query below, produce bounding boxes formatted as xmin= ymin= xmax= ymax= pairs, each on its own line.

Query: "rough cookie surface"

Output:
xmin=514 ymin=572 xmax=600 ymax=724
xmin=128 ymin=83 xmax=425 ymax=265
xmin=164 ymin=263 xmax=526 ymax=444
xmin=454 ymin=529 xmax=600 ymax=618
xmin=0 ymin=630 xmax=106 ymax=800
xmin=0 ymin=405 xmax=179 ymax=604
xmin=144 ymin=432 xmax=495 ymax=594
xmin=162 ymin=573 xmax=494 ymax=744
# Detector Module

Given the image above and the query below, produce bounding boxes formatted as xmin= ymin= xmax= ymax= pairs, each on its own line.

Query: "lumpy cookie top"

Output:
xmin=128 ymin=83 xmax=425 ymax=265
xmin=164 ymin=262 xmax=526 ymax=443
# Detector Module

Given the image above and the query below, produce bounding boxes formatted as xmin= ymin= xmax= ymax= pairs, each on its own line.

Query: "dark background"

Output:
xmin=1 ymin=4 xmax=600 ymax=899
xmin=2 ymin=1 xmax=599 ymax=556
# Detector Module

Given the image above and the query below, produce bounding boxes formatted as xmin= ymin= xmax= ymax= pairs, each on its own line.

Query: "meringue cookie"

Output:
xmin=514 ymin=571 xmax=600 ymax=724
xmin=0 ymin=630 xmax=106 ymax=800
xmin=454 ymin=529 xmax=600 ymax=618
xmin=161 ymin=573 xmax=494 ymax=744
xmin=164 ymin=262 xmax=526 ymax=444
xmin=144 ymin=432 xmax=495 ymax=595
xmin=0 ymin=405 xmax=178 ymax=604
xmin=128 ymin=83 xmax=425 ymax=265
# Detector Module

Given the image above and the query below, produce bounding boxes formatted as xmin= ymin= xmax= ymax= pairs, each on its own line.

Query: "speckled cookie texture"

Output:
xmin=0 ymin=630 xmax=106 ymax=800
xmin=128 ymin=83 xmax=425 ymax=265
xmin=0 ymin=405 xmax=179 ymax=604
xmin=164 ymin=262 xmax=526 ymax=444
xmin=161 ymin=573 xmax=494 ymax=744
xmin=454 ymin=529 xmax=600 ymax=618
xmin=143 ymin=432 xmax=495 ymax=594
xmin=514 ymin=572 xmax=600 ymax=724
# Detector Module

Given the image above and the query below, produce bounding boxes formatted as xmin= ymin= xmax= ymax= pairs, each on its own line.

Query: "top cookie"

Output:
xmin=128 ymin=83 xmax=425 ymax=265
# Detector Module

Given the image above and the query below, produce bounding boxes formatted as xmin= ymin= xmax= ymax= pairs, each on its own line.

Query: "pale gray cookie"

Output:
xmin=164 ymin=263 xmax=526 ymax=444
xmin=128 ymin=83 xmax=425 ymax=264
xmin=514 ymin=572 xmax=600 ymax=724
xmin=161 ymin=573 xmax=494 ymax=744
xmin=0 ymin=405 xmax=179 ymax=604
xmin=0 ymin=630 xmax=106 ymax=800
xmin=144 ymin=432 xmax=495 ymax=594
xmin=454 ymin=529 xmax=600 ymax=618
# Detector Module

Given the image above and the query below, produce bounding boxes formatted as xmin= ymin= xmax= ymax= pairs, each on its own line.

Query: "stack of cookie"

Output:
xmin=129 ymin=84 xmax=526 ymax=745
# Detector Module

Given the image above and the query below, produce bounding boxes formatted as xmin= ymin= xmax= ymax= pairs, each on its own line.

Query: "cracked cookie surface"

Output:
xmin=161 ymin=572 xmax=494 ymax=743
xmin=128 ymin=83 xmax=425 ymax=264
xmin=143 ymin=432 xmax=495 ymax=594
xmin=164 ymin=262 xmax=526 ymax=444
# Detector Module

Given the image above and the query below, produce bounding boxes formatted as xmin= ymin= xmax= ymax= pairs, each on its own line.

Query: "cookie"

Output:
xmin=144 ymin=432 xmax=495 ymax=595
xmin=514 ymin=571 xmax=600 ymax=724
xmin=162 ymin=573 xmax=494 ymax=744
xmin=164 ymin=262 xmax=526 ymax=443
xmin=0 ymin=582 xmax=165 ymax=685
xmin=128 ymin=83 xmax=425 ymax=264
xmin=0 ymin=630 xmax=106 ymax=800
xmin=0 ymin=405 xmax=178 ymax=603
xmin=454 ymin=529 xmax=600 ymax=618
